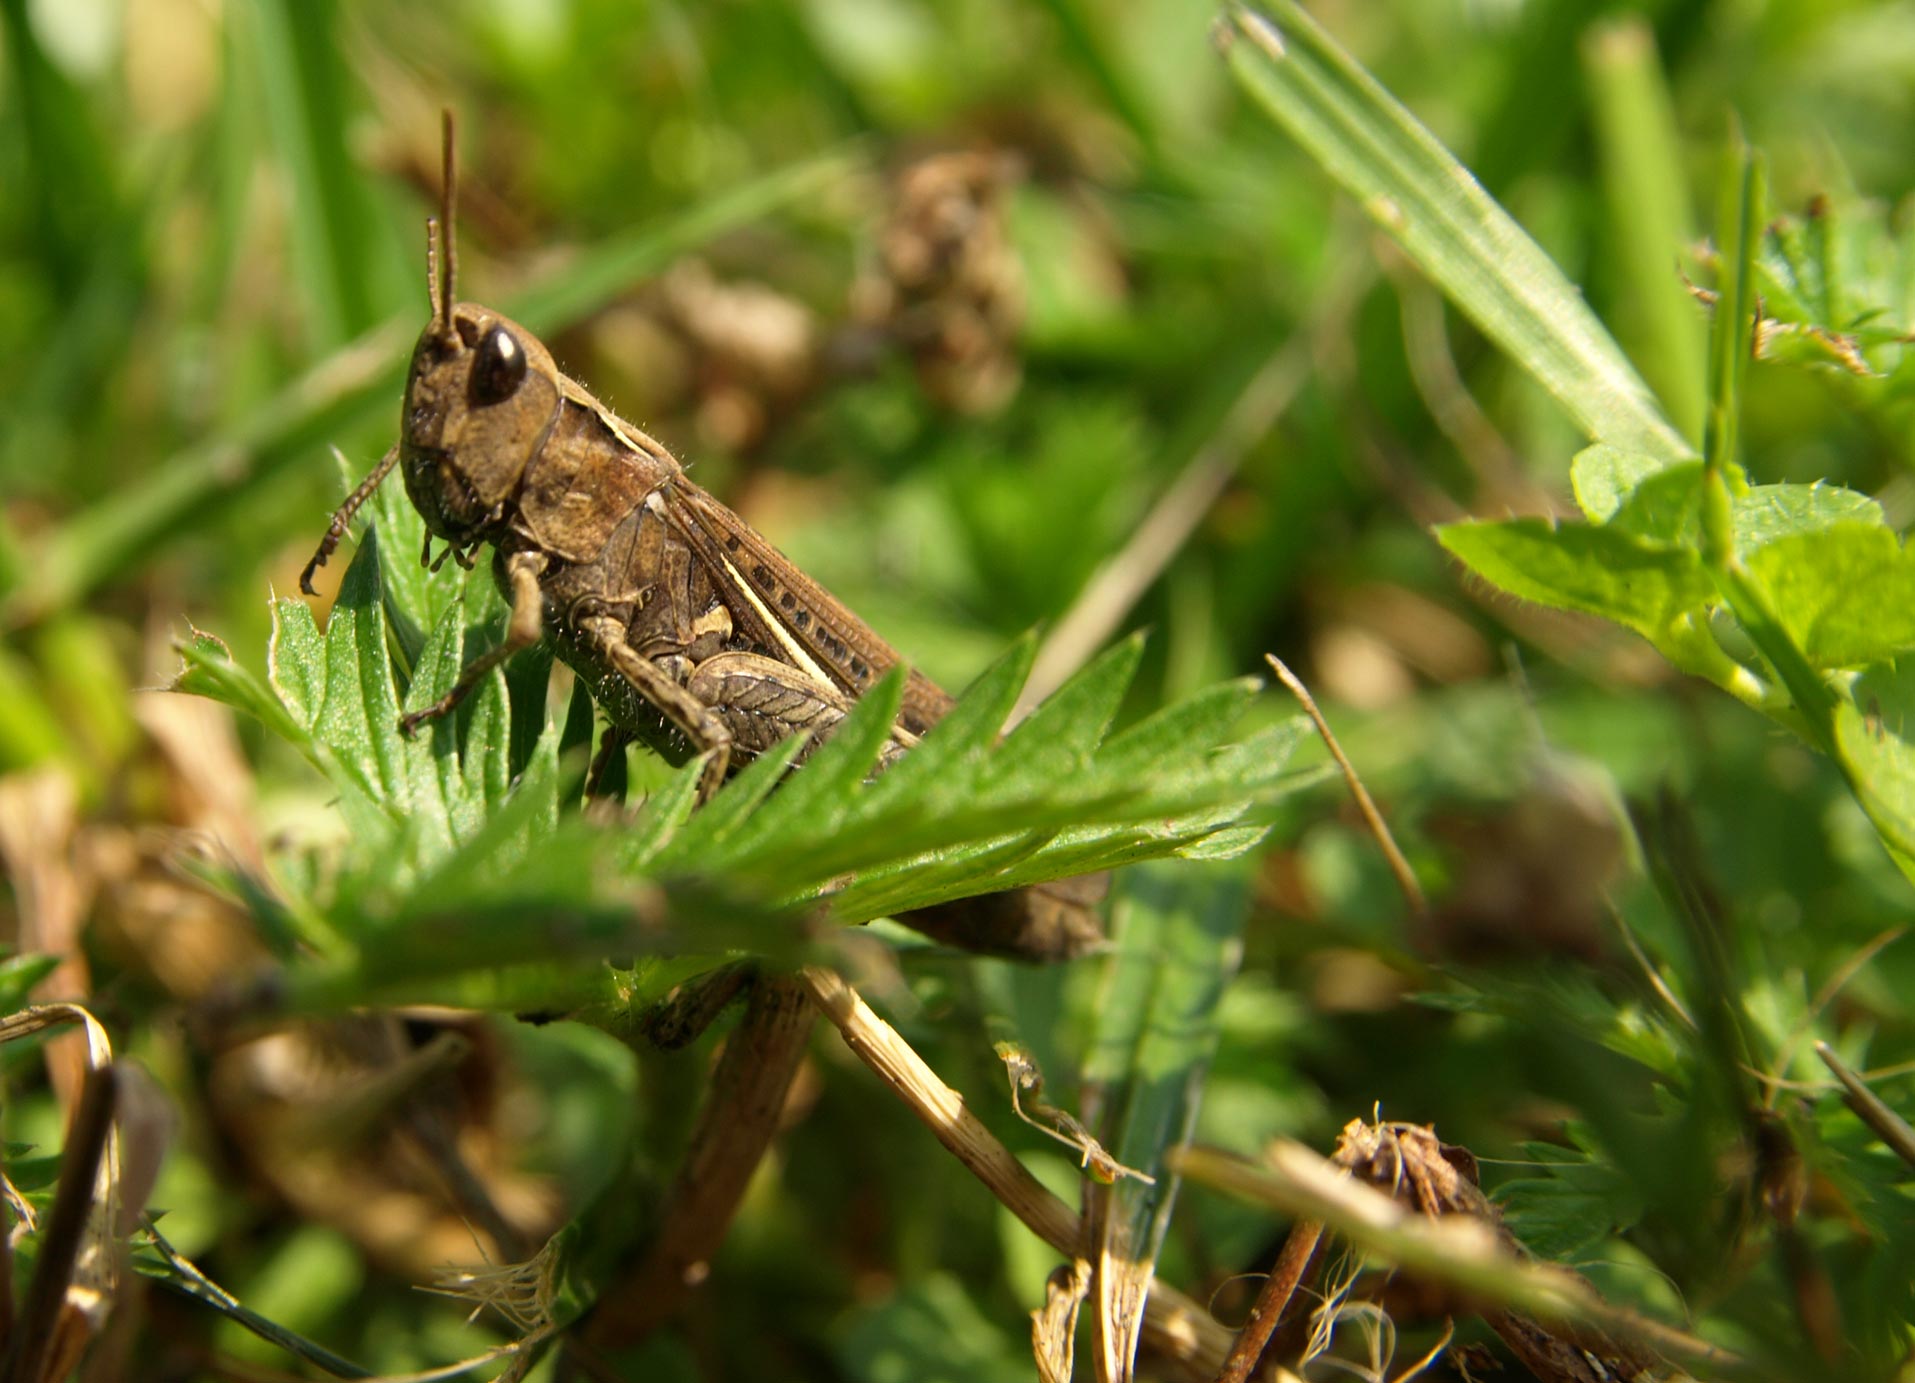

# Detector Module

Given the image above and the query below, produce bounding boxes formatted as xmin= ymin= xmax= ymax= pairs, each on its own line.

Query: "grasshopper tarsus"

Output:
xmin=297 ymin=554 xmax=327 ymax=598
xmin=298 ymin=518 xmax=348 ymax=595
xmin=397 ymin=706 xmax=440 ymax=739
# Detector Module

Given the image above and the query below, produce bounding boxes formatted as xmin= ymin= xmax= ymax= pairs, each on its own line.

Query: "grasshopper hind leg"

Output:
xmin=899 ymin=873 xmax=1109 ymax=962
xmin=580 ymin=617 xmax=734 ymax=801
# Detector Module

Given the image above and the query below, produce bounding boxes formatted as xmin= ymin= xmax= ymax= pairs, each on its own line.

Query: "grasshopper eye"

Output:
xmin=471 ymin=325 xmax=527 ymax=405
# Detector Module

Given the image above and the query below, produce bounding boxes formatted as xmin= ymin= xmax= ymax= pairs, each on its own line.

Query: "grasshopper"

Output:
xmin=300 ymin=117 xmax=1103 ymax=961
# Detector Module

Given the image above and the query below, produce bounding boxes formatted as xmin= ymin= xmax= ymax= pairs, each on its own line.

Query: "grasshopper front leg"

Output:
xmin=400 ymin=549 xmax=547 ymax=737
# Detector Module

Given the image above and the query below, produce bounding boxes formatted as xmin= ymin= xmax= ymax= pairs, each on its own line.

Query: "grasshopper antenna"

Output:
xmin=300 ymin=445 xmax=402 ymax=595
xmin=438 ymin=108 xmax=457 ymax=338
xmin=426 ymin=218 xmax=441 ymax=326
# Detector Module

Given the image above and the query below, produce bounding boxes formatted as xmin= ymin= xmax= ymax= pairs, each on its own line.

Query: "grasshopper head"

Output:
xmin=399 ymin=303 xmax=561 ymax=544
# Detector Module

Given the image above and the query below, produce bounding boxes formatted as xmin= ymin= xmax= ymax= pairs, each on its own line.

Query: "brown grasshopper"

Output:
xmin=299 ymin=117 xmax=1103 ymax=961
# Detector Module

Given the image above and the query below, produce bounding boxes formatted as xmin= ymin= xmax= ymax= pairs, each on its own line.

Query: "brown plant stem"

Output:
xmin=3 ymin=1063 xmax=117 ymax=1383
xmin=1210 ymin=1218 xmax=1323 ymax=1383
xmin=1265 ymin=654 xmax=1425 ymax=919
xmin=801 ymin=966 xmax=1232 ymax=1372
xmin=584 ymin=973 xmax=814 ymax=1346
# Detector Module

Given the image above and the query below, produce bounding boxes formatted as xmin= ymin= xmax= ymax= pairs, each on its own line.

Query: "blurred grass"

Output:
xmin=3 ymin=0 xmax=1915 ymax=1378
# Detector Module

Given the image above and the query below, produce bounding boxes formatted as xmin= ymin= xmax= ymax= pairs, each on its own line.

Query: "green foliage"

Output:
xmin=1426 ymin=161 xmax=1915 ymax=882
xmin=176 ymin=506 xmax=1297 ymax=1013
xmin=11 ymin=0 xmax=1915 ymax=1376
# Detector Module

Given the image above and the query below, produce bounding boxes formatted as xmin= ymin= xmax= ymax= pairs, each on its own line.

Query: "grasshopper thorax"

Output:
xmin=399 ymin=303 xmax=562 ymax=545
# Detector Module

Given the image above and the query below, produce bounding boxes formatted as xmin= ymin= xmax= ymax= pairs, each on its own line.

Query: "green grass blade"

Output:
xmin=8 ymin=316 xmax=413 ymax=629
xmin=1220 ymin=3 xmax=1691 ymax=465
xmin=502 ymin=147 xmax=866 ymax=335
xmin=247 ymin=0 xmax=380 ymax=348
xmin=1583 ymin=19 xmax=1706 ymax=445
xmin=1082 ymin=863 xmax=1250 ymax=1372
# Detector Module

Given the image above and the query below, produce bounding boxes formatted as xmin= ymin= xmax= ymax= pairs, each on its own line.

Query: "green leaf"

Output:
xmin=654 ymin=734 xmax=811 ymax=866
xmin=991 ymin=635 xmax=1143 ymax=783
xmin=1575 ymin=450 xmax=1865 ymax=560
xmin=856 ymin=638 xmax=1033 ymax=819
xmin=401 ymin=595 xmax=512 ymax=841
xmin=1220 ymin=4 xmax=1690 ymax=464
xmin=174 ymin=623 xmax=310 ymax=754
xmin=314 ymin=525 xmax=415 ymax=828
xmin=1607 ymin=462 xmax=1704 ymax=546
xmin=1496 ymin=1133 xmax=1646 ymax=1261
xmin=1747 ymin=523 xmax=1915 ymax=670
xmin=713 ymin=667 xmax=907 ymax=867
xmin=1100 ymin=678 xmax=1262 ymax=772
xmin=268 ymin=600 xmax=326 ymax=734
xmin=1437 ymin=518 xmax=1713 ymax=645
xmin=1570 ymin=443 xmax=1673 ymax=524
xmin=621 ymin=759 xmax=707 ymax=872
xmin=1734 ymin=485 xmax=1884 ymax=554
xmin=1834 ymin=700 xmax=1915 ymax=873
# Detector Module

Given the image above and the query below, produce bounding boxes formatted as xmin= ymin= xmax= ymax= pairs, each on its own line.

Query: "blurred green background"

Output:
xmin=6 ymin=0 xmax=1915 ymax=1378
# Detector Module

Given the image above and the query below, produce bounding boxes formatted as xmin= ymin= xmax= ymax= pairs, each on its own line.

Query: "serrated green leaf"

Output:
xmin=1437 ymin=518 xmax=1714 ymax=644
xmin=1176 ymin=824 xmax=1271 ymax=860
xmin=174 ymin=624 xmax=309 ymax=752
xmin=405 ymin=598 xmax=478 ymax=841
xmin=402 ymin=725 xmax=566 ymax=902
xmin=857 ymin=638 xmax=1035 ymax=818
xmin=366 ymin=466 xmax=444 ymax=670
xmin=1747 ymin=523 xmax=1915 ymax=670
xmin=315 ymin=526 xmax=409 ymax=817
xmin=718 ymin=667 xmax=906 ymax=866
xmin=621 ymin=758 xmax=708 ymax=871
xmin=654 ymin=734 xmax=810 ymax=866
xmin=267 ymin=599 xmax=326 ymax=734
xmin=506 ymin=645 xmax=555 ymax=781
xmin=1100 ymin=678 xmax=1261 ymax=771
xmin=1496 ymin=1136 xmax=1645 ymax=1261
xmin=990 ymin=635 xmax=1143 ymax=780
